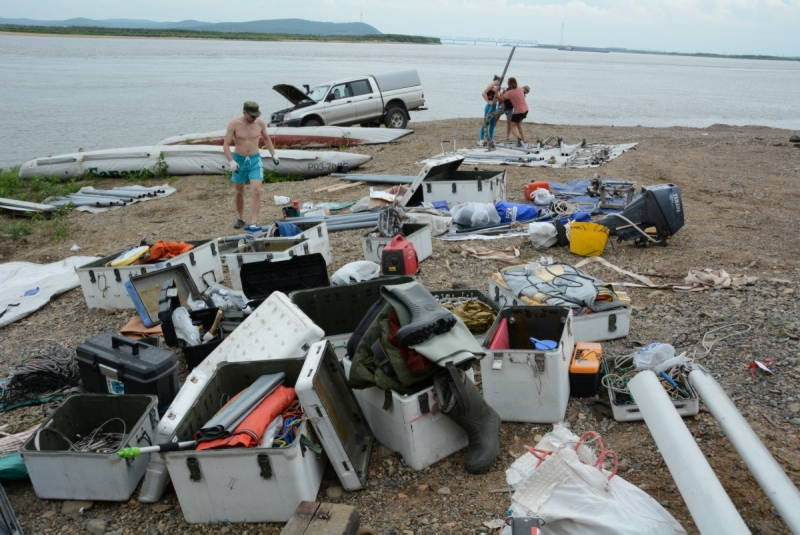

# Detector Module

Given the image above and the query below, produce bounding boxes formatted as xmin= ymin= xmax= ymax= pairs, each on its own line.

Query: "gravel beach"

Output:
xmin=2 ymin=118 xmax=799 ymax=534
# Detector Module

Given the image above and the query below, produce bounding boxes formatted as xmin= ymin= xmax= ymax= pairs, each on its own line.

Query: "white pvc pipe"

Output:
xmin=689 ymin=368 xmax=800 ymax=534
xmin=628 ymin=370 xmax=750 ymax=534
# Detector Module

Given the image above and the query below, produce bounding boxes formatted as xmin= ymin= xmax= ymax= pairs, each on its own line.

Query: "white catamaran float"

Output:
xmin=157 ymin=126 xmax=413 ymax=148
xmin=18 ymin=145 xmax=371 ymax=179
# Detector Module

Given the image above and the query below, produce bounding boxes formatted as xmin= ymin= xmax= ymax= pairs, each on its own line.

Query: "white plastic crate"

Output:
xmin=76 ymin=239 xmax=223 ymax=309
xmin=399 ymin=154 xmax=506 ymax=206
xmin=164 ymin=357 xmax=328 ymax=523
xmin=138 ymin=291 xmax=324 ymax=503
xmin=217 ymin=236 xmax=313 ymax=291
xmin=487 ymin=277 xmax=631 ymax=342
xmin=342 ymin=359 xmax=469 ymax=471
xmin=481 ymin=306 xmax=574 ymax=423
xmin=361 ymin=223 xmax=433 ymax=263
xmin=603 ymin=360 xmax=699 ymax=422
xmin=21 ymin=394 xmax=158 ymax=501
xmin=293 ymin=221 xmax=332 ymax=266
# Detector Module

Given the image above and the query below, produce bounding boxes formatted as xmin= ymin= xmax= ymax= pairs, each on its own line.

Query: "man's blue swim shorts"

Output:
xmin=231 ymin=153 xmax=263 ymax=184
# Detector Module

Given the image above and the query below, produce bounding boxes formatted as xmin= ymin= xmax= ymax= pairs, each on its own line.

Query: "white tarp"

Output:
xmin=0 ymin=256 xmax=99 ymax=328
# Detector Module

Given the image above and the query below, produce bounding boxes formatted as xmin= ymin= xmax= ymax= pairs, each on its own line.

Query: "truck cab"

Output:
xmin=270 ymin=70 xmax=425 ymax=129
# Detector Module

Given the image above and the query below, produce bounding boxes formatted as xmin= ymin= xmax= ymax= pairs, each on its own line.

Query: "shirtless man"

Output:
xmin=223 ymin=101 xmax=280 ymax=232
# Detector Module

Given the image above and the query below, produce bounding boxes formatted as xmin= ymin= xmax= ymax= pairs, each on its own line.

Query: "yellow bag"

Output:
xmin=569 ymin=222 xmax=610 ymax=257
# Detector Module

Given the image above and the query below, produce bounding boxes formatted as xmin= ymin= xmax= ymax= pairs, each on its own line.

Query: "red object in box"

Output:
xmin=381 ymin=235 xmax=419 ymax=275
xmin=524 ymin=181 xmax=552 ymax=200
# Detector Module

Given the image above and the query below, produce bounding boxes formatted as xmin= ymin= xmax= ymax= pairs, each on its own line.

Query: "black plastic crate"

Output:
xmin=289 ymin=276 xmax=414 ymax=336
xmin=240 ymin=253 xmax=329 ymax=300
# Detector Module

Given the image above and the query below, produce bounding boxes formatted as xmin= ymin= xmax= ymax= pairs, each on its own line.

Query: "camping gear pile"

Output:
xmin=2 ymin=134 xmax=798 ymax=535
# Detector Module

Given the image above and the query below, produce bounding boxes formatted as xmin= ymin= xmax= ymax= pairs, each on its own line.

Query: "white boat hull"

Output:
xmin=157 ymin=126 xmax=413 ymax=148
xmin=19 ymin=145 xmax=371 ymax=179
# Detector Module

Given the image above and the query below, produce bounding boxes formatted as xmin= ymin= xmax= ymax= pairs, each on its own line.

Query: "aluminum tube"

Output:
xmin=628 ymin=370 xmax=750 ymax=534
xmin=689 ymin=368 xmax=800 ymax=533
xmin=79 ymin=190 xmax=140 ymax=199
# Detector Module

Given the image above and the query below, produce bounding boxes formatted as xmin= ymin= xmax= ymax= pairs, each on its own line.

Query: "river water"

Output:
xmin=1 ymin=34 xmax=799 ymax=168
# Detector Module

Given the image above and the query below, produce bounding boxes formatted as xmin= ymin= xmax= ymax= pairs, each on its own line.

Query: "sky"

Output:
xmin=5 ymin=0 xmax=800 ymax=57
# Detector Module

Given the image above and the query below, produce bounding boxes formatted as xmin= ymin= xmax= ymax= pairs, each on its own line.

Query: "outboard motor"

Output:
xmin=597 ymin=184 xmax=684 ymax=246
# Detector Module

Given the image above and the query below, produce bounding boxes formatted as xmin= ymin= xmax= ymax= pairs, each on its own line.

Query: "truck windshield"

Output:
xmin=307 ymin=85 xmax=330 ymax=102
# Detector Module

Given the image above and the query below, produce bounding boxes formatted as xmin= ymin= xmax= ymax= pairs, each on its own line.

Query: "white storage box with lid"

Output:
xmin=76 ymin=239 xmax=223 ymax=309
xmin=21 ymin=394 xmax=158 ymax=501
xmin=361 ymin=223 xmax=433 ymax=263
xmin=164 ymin=340 xmax=372 ymax=523
xmin=217 ymin=235 xmax=315 ymax=291
xmin=342 ymin=358 xmax=469 ymax=471
xmin=399 ymin=154 xmax=506 ymax=206
xmin=137 ymin=291 xmax=324 ymax=503
xmin=290 ymin=220 xmax=332 ymax=265
xmin=481 ymin=306 xmax=575 ymax=423
xmin=487 ymin=277 xmax=631 ymax=343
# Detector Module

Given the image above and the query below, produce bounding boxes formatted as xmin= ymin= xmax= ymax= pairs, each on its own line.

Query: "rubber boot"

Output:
xmin=381 ymin=282 xmax=457 ymax=346
xmin=435 ymin=365 xmax=501 ymax=474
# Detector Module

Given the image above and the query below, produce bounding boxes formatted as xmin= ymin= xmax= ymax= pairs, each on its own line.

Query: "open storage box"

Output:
xmin=601 ymin=356 xmax=699 ymax=422
xmin=138 ymin=291 xmax=325 ymax=504
xmin=217 ymin=236 xmax=315 ymax=291
xmin=76 ymin=239 xmax=223 ymax=309
xmin=481 ymin=306 xmax=575 ymax=423
xmin=399 ymin=154 xmax=506 ymax=206
xmin=342 ymin=358 xmax=468 ymax=471
xmin=487 ymin=276 xmax=631 ymax=343
xmin=124 ymin=264 xmax=202 ymax=327
xmin=361 ymin=223 xmax=433 ymax=263
xmin=289 ymin=276 xmax=414 ymax=358
xmin=21 ymin=394 xmax=158 ymax=501
xmin=164 ymin=341 xmax=372 ymax=523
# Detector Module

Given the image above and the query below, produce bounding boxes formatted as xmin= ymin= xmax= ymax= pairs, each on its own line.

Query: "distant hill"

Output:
xmin=0 ymin=17 xmax=382 ymax=36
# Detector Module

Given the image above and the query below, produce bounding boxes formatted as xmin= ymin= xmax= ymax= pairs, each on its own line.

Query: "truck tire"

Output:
xmin=384 ymin=106 xmax=408 ymax=129
xmin=302 ymin=117 xmax=322 ymax=127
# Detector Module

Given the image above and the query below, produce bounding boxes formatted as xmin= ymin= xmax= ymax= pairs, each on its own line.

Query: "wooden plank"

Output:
xmin=313 ymin=183 xmax=338 ymax=193
xmin=281 ymin=501 xmax=359 ymax=535
xmin=324 ymin=181 xmax=365 ymax=192
xmin=280 ymin=501 xmax=319 ymax=535
xmin=304 ymin=502 xmax=359 ymax=535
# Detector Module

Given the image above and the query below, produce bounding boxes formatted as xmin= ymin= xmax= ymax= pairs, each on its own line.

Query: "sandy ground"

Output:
xmin=1 ymin=118 xmax=800 ymax=534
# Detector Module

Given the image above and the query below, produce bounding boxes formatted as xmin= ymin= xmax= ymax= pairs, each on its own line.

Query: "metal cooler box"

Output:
xmin=216 ymin=236 xmax=315 ymax=291
xmin=164 ymin=341 xmax=372 ymax=523
xmin=76 ymin=239 xmax=223 ymax=309
xmin=361 ymin=223 xmax=433 ymax=263
xmin=399 ymin=154 xmax=506 ymax=206
xmin=481 ymin=306 xmax=575 ymax=423
xmin=487 ymin=276 xmax=631 ymax=343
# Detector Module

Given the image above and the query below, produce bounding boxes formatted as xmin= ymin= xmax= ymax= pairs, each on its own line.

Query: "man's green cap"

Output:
xmin=243 ymin=101 xmax=261 ymax=117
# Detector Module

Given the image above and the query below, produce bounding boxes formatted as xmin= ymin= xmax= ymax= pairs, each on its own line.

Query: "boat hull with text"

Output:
xmin=19 ymin=145 xmax=371 ymax=179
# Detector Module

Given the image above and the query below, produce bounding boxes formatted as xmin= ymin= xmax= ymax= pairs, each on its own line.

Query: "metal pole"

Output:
xmin=483 ymin=46 xmax=516 ymax=151
xmin=689 ymin=367 xmax=800 ymax=534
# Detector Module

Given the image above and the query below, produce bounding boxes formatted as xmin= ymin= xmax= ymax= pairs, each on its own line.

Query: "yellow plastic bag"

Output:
xmin=569 ymin=222 xmax=610 ymax=257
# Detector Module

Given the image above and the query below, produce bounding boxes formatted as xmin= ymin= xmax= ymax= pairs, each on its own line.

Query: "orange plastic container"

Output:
xmin=524 ymin=181 xmax=551 ymax=200
xmin=569 ymin=342 xmax=602 ymax=397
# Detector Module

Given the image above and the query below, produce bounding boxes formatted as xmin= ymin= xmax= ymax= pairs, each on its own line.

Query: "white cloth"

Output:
xmin=0 ymin=256 xmax=99 ymax=328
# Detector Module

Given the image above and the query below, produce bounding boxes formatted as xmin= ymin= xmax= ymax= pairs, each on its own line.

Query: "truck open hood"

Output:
xmin=273 ymin=84 xmax=313 ymax=105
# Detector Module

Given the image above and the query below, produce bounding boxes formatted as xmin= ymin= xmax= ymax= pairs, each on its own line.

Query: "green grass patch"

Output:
xmin=0 ymin=166 xmax=82 ymax=203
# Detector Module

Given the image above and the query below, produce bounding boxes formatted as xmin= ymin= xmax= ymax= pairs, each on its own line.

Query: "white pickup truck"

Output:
xmin=269 ymin=70 xmax=426 ymax=129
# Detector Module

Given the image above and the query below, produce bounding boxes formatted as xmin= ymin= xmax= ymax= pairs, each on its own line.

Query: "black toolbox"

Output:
xmin=76 ymin=333 xmax=179 ymax=415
